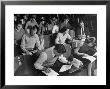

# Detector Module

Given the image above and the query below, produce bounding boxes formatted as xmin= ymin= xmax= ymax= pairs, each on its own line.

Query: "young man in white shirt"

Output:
xmin=55 ymin=27 xmax=72 ymax=45
xmin=21 ymin=26 xmax=41 ymax=55
xmin=55 ymin=27 xmax=72 ymax=62
xmin=17 ymin=26 xmax=45 ymax=75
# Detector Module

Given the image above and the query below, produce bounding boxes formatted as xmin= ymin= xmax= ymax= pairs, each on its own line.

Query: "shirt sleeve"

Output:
xmin=40 ymin=39 xmax=44 ymax=50
xmin=35 ymin=35 xmax=41 ymax=50
xmin=67 ymin=33 xmax=72 ymax=40
xmin=58 ymin=55 xmax=68 ymax=63
xmin=20 ymin=34 xmax=27 ymax=52
xmin=52 ymin=26 xmax=55 ymax=34
xmin=52 ymin=25 xmax=59 ymax=34
xmin=34 ymin=52 xmax=47 ymax=70
xmin=74 ymin=47 xmax=84 ymax=55
xmin=35 ymin=21 xmax=39 ymax=27
xmin=38 ymin=23 xmax=42 ymax=34
xmin=25 ymin=21 xmax=29 ymax=30
xmin=55 ymin=33 xmax=61 ymax=44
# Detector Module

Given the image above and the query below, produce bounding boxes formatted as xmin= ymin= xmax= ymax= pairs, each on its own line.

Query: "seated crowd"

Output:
xmin=14 ymin=14 xmax=97 ymax=76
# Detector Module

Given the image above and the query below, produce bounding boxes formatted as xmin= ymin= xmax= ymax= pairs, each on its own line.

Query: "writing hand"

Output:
xmin=43 ymin=67 xmax=51 ymax=73
xmin=26 ymin=51 xmax=32 ymax=55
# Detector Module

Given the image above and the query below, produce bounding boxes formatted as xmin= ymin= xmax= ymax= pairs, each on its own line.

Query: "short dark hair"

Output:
xmin=33 ymin=25 xmax=39 ymax=30
xmin=54 ymin=44 xmax=66 ymax=54
xmin=27 ymin=26 xmax=33 ymax=30
xmin=59 ymin=27 xmax=67 ymax=33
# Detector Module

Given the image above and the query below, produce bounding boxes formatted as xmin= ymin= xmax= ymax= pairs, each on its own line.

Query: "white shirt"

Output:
xmin=52 ymin=25 xmax=59 ymax=34
xmin=21 ymin=34 xmax=41 ymax=51
xmin=55 ymin=33 xmax=71 ymax=44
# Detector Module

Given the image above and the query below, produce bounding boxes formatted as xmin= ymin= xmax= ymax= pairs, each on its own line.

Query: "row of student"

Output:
xmin=14 ymin=24 xmax=96 ymax=75
xmin=14 ymin=14 xmax=91 ymax=38
xmin=14 ymin=15 xmax=89 ymax=48
xmin=14 ymin=15 xmax=97 ymax=75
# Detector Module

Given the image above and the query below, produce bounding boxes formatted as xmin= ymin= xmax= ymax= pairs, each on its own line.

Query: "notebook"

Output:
xmin=42 ymin=68 xmax=59 ymax=76
xmin=59 ymin=65 xmax=72 ymax=72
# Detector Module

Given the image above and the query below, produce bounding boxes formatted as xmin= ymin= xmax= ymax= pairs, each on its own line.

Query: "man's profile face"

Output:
xmin=17 ymin=24 xmax=22 ymax=30
xmin=53 ymin=49 xmax=61 ymax=57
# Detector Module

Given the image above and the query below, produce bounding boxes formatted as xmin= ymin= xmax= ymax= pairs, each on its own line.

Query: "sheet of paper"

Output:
xmin=82 ymin=55 xmax=96 ymax=62
xmin=71 ymin=58 xmax=83 ymax=68
xmin=59 ymin=65 xmax=72 ymax=72
xmin=59 ymin=58 xmax=83 ymax=72
xmin=58 ymin=55 xmax=68 ymax=63
xmin=42 ymin=68 xmax=59 ymax=76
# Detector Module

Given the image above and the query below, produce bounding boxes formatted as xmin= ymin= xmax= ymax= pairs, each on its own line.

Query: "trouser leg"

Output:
xmin=87 ymin=62 xmax=92 ymax=76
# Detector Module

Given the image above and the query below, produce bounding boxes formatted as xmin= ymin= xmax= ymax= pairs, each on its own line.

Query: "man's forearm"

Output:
xmin=34 ymin=62 xmax=46 ymax=70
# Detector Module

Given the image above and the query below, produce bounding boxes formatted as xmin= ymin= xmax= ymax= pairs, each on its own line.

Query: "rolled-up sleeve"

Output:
xmin=25 ymin=21 xmax=29 ymax=30
xmin=34 ymin=52 xmax=47 ymax=70
xmin=35 ymin=35 xmax=41 ymax=50
xmin=67 ymin=34 xmax=72 ymax=40
xmin=55 ymin=33 xmax=61 ymax=44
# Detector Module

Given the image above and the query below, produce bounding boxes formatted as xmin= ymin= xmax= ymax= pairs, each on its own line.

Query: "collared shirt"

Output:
xmin=52 ymin=25 xmax=59 ymax=34
xmin=55 ymin=33 xmax=71 ymax=44
xmin=21 ymin=34 xmax=40 ymax=51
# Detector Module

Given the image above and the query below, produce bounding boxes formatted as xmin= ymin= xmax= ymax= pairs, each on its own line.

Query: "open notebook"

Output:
xmin=59 ymin=65 xmax=72 ymax=72
xmin=59 ymin=58 xmax=83 ymax=73
xmin=42 ymin=68 xmax=59 ymax=76
xmin=42 ymin=58 xmax=83 ymax=75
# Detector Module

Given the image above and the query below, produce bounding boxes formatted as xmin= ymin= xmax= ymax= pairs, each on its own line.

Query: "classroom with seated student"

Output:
xmin=14 ymin=14 xmax=97 ymax=76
